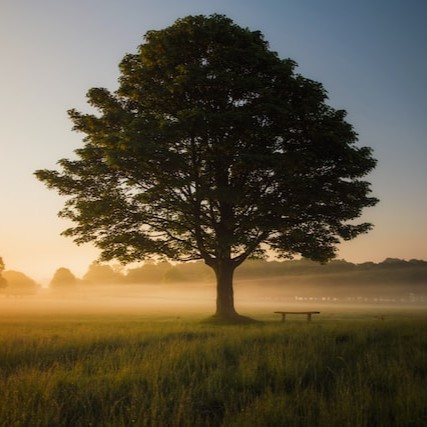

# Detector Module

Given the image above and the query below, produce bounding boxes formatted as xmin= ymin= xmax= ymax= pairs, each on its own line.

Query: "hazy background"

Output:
xmin=1 ymin=0 xmax=426 ymax=283
xmin=1 ymin=259 xmax=426 ymax=319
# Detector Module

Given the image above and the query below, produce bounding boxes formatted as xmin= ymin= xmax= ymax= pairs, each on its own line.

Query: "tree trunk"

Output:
xmin=213 ymin=260 xmax=239 ymax=319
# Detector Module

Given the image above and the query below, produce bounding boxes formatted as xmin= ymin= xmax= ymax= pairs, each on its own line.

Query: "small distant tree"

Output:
xmin=126 ymin=261 xmax=172 ymax=284
xmin=0 ymin=257 xmax=7 ymax=289
xmin=3 ymin=271 xmax=38 ymax=296
xmin=163 ymin=261 xmax=214 ymax=283
xmin=163 ymin=266 xmax=187 ymax=283
xmin=35 ymin=15 xmax=378 ymax=321
xmin=50 ymin=267 xmax=77 ymax=290
xmin=83 ymin=262 xmax=125 ymax=285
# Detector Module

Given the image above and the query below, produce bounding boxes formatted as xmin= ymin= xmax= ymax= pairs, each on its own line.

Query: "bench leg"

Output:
xmin=307 ymin=313 xmax=312 ymax=322
xmin=282 ymin=314 xmax=286 ymax=322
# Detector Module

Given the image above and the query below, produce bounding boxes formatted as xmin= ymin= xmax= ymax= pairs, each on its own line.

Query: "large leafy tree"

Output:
xmin=35 ymin=15 xmax=377 ymax=321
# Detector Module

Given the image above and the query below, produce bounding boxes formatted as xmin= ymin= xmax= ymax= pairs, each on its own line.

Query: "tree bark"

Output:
xmin=213 ymin=260 xmax=238 ymax=319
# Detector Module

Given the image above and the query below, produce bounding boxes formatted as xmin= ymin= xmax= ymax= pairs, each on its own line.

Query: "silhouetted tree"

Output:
xmin=163 ymin=261 xmax=214 ymax=283
xmin=35 ymin=15 xmax=378 ymax=321
xmin=3 ymin=271 xmax=38 ymax=296
xmin=126 ymin=261 xmax=172 ymax=284
xmin=50 ymin=267 xmax=77 ymax=290
xmin=0 ymin=257 xmax=7 ymax=289
xmin=83 ymin=262 xmax=125 ymax=285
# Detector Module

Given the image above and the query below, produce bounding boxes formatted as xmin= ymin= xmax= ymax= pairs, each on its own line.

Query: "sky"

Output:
xmin=1 ymin=0 xmax=426 ymax=284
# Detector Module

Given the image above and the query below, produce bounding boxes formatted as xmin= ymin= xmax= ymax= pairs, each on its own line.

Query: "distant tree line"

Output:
xmin=235 ymin=258 xmax=427 ymax=299
xmin=64 ymin=261 xmax=214 ymax=286
xmin=236 ymin=258 xmax=427 ymax=282
xmin=0 ymin=257 xmax=39 ymax=296
xmin=1 ymin=257 xmax=425 ymax=298
xmin=50 ymin=258 xmax=427 ymax=288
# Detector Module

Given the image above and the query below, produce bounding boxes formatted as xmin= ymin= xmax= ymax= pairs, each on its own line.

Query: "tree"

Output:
xmin=126 ymin=261 xmax=172 ymax=284
xmin=50 ymin=267 xmax=77 ymax=290
xmin=83 ymin=262 xmax=125 ymax=285
xmin=35 ymin=15 xmax=378 ymax=321
xmin=0 ymin=257 xmax=7 ymax=289
xmin=2 ymin=271 xmax=38 ymax=296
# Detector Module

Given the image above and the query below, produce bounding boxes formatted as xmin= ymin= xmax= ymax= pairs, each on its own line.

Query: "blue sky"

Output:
xmin=1 ymin=0 xmax=426 ymax=282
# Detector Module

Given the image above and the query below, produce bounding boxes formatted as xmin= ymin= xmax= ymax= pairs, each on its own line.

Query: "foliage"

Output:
xmin=83 ymin=261 xmax=126 ymax=285
xmin=126 ymin=261 xmax=172 ymax=283
xmin=162 ymin=261 xmax=215 ymax=283
xmin=35 ymin=14 xmax=377 ymax=318
xmin=50 ymin=267 xmax=77 ymax=289
xmin=0 ymin=314 xmax=426 ymax=426
xmin=81 ymin=258 xmax=426 ymax=290
xmin=2 ymin=270 xmax=38 ymax=295
xmin=236 ymin=257 xmax=427 ymax=280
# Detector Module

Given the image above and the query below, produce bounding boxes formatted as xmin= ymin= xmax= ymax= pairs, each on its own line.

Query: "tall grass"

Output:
xmin=0 ymin=312 xmax=426 ymax=426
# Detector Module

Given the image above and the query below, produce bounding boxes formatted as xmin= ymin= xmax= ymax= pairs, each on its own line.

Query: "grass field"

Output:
xmin=0 ymin=297 xmax=426 ymax=426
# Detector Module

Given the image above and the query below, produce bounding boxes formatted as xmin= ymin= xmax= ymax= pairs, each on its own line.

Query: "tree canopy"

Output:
xmin=2 ymin=271 xmax=38 ymax=295
xmin=50 ymin=267 xmax=77 ymax=289
xmin=35 ymin=14 xmax=378 ymax=320
xmin=83 ymin=262 xmax=125 ymax=285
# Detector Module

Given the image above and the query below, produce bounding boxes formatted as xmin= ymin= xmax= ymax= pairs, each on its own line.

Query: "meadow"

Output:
xmin=0 ymin=296 xmax=426 ymax=426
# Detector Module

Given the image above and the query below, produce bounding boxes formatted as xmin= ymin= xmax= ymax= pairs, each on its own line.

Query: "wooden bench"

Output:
xmin=274 ymin=311 xmax=320 ymax=322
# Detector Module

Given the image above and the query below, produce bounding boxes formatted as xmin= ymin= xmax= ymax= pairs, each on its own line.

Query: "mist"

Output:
xmin=1 ymin=258 xmax=426 ymax=319
xmin=0 ymin=279 xmax=425 ymax=321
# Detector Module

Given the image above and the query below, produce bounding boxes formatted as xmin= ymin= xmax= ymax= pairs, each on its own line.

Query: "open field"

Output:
xmin=0 ymin=294 xmax=427 ymax=426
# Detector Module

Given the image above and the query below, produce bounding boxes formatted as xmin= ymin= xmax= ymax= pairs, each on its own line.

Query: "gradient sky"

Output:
xmin=1 ymin=0 xmax=426 ymax=283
